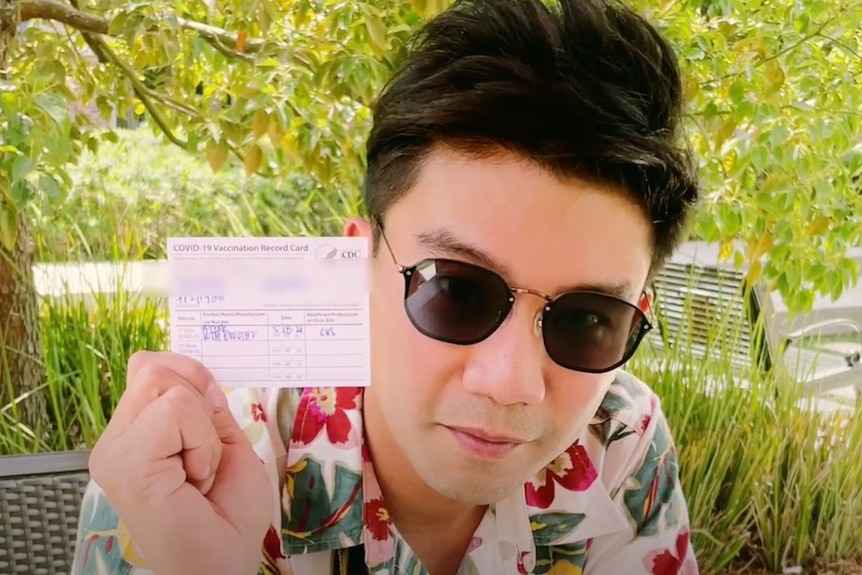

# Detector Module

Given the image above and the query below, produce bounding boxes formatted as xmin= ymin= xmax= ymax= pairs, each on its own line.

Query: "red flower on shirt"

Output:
xmin=525 ymin=440 xmax=598 ymax=509
xmin=637 ymin=413 xmax=651 ymax=434
xmin=251 ymin=402 xmax=267 ymax=423
xmin=260 ymin=524 xmax=285 ymax=574
xmin=644 ymin=529 xmax=698 ymax=575
xmin=293 ymin=387 xmax=361 ymax=446
xmin=364 ymin=497 xmax=392 ymax=541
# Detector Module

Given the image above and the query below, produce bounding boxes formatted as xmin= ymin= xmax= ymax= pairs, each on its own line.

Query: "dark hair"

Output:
xmin=364 ymin=0 xmax=699 ymax=272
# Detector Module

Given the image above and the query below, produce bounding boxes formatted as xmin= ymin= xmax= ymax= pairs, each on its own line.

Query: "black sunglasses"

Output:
xmin=377 ymin=227 xmax=652 ymax=374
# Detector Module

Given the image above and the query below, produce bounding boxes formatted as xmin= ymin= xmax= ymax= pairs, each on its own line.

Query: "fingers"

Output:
xmin=107 ymin=351 xmax=225 ymax=438
xmin=206 ymin=430 xmax=273 ymax=535
xmin=89 ymin=349 xmax=254 ymax=505
xmin=93 ymin=384 xmax=223 ymax=502
xmin=210 ymin=396 xmax=250 ymax=447
xmin=127 ymin=350 xmax=213 ymax=396
xmin=139 ymin=385 xmax=222 ymax=490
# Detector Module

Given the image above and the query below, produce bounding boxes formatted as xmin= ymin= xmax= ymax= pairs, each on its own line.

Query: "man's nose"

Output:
xmin=460 ymin=301 xmax=547 ymax=406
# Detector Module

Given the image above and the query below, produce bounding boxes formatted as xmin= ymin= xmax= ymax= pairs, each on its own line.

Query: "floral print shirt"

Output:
xmin=72 ymin=371 xmax=699 ymax=575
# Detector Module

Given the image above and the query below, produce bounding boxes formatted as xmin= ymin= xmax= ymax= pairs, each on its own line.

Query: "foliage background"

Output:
xmin=5 ymin=0 xmax=862 ymax=314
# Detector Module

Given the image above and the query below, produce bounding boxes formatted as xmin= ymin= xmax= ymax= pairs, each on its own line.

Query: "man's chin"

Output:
xmin=437 ymin=482 xmax=524 ymax=506
xmin=418 ymin=465 xmax=527 ymax=506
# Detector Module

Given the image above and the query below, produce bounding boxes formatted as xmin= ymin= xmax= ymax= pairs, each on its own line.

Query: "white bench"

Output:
xmin=651 ymin=241 xmax=862 ymax=404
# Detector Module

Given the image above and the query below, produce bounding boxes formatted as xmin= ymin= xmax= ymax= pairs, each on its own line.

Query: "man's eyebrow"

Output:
xmin=559 ymin=280 xmax=635 ymax=301
xmin=414 ymin=228 xmax=505 ymax=273
xmin=414 ymin=228 xmax=637 ymax=300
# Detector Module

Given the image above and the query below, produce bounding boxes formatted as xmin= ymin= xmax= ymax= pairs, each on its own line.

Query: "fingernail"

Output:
xmin=205 ymin=381 xmax=228 ymax=412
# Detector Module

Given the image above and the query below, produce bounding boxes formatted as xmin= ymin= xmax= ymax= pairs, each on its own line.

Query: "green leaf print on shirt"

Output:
xmin=73 ymin=490 xmax=134 ymax=575
xmin=621 ymin=416 xmax=681 ymax=537
xmin=283 ymin=455 xmax=364 ymax=553
xmin=614 ymin=372 xmax=647 ymax=398
xmin=598 ymin=387 xmax=632 ymax=419
xmin=531 ymin=512 xmax=587 ymax=543
xmin=589 ymin=415 xmax=639 ymax=449
xmin=533 ymin=541 xmax=589 ymax=575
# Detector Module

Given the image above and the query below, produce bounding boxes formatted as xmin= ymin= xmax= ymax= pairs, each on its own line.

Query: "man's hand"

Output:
xmin=89 ymin=351 xmax=273 ymax=575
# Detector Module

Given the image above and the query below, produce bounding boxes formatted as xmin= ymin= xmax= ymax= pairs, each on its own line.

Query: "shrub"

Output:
xmin=29 ymin=128 xmax=356 ymax=263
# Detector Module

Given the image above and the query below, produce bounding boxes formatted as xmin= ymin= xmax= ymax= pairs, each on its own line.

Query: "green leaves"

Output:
xmin=363 ymin=5 xmax=389 ymax=57
xmin=243 ymin=142 xmax=263 ymax=176
xmin=206 ymin=138 xmax=230 ymax=172
xmin=283 ymin=456 xmax=364 ymax=554
xmin=663 ymin=0 xmax=862 ymax=313
xmin=7 ymin=0 xmax=861 ymax=317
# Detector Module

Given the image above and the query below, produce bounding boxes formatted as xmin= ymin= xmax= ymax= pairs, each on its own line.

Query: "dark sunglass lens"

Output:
xmin=543 ymin=292 xmax=646 ymax=372
xmin=404 ymin=260 xmax=511 ymax=344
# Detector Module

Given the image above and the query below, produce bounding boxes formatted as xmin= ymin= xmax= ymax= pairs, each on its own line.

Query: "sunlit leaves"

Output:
xmin=206 ymin=138 xmax=229 ymax=172
xmin=8 ymin=0 xmax=862 ymax=314
xmin=644 ymin=0 xmax=862 ymax=312
xmin=243 ymin=142 xmax=263 ymax=176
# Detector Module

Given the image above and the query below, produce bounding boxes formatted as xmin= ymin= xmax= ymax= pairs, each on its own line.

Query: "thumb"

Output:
xmin=205 ymin=383 xmax=248 ymax=446
xmin=204 ymin=387 xmax=273 ymax=538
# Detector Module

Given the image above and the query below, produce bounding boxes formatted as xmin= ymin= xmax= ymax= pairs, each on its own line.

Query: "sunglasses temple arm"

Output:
xmin=374 ymin=220 xmax=403 ymax=269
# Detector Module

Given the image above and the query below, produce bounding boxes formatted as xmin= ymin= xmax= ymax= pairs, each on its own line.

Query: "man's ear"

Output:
xmin=343 ymin=216 xmax=373 ymax=239
xmin=638 ymin=286 xmax=654 ymax=314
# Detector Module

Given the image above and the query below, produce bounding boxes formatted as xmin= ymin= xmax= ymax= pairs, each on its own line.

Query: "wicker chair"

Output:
xmin=0 ymin=450 xmax=90 ymax=575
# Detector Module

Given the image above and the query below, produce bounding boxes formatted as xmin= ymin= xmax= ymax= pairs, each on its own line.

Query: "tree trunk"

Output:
xmin=0 ymin=205 xmax=49 ymax=447
xmin=0 ymin=0 xmax=21 ymax=74
xmin=1 ymin=0 xmax=49 ymax=449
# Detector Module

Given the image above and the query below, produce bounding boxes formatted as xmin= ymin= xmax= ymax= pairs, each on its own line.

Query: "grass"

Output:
xmin=1 ymin=128 xmax=861 ymax=574
xmin=0 ymin=289 xmax=168 ymax=455
xmin=628 ymin=299 xmax=862 ymax=574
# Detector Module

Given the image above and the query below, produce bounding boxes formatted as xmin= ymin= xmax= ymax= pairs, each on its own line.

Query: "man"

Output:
xmin=72 ymin=0 xmax=700 ymax=573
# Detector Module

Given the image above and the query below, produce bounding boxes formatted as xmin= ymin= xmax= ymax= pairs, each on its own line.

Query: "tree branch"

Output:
xmin=21 ymin=0 xmax=106 ymax=34
xmin=175 ymin=16 xmax=265 ymax=53
xmin=44 ymin=0 xmax=189 ymax=148
xmin=205 ymin=34 xmax=254 ymax=62
xmin=816 ymin=32 xmax=862 ymax=63
xmin=699 ymin=18 xmax=834 ymax=88
xmin=19 ymin=0 xmax=266 ymax=53
xmin=88 ymin=33 xmax=189 ymax=148
xmin=19 ymin=0 xmax=264 ymax=161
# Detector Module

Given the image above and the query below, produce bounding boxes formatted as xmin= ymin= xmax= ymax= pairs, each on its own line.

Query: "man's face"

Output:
xmin=347 ymin=146 xmax=653 ymax=505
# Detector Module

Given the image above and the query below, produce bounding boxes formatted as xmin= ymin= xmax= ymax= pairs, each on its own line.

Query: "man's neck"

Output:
xmin=362 ymin=389 xmax=486 ymax=570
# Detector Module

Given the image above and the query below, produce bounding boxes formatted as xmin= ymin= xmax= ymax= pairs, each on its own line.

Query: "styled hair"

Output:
xmin=363 ymin=0 xmax=699 ymax=271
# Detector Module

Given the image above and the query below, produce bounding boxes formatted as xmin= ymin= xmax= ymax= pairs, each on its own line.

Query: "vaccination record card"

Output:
xmin=167 ymin=236 xmax=370 ymax=388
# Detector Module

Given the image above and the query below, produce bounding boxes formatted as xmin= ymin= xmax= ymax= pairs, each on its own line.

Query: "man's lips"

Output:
xmin=445 ymin=426 xmax=528 ymax=444
xmin=444 ymin=425 xmax=527 ymax=459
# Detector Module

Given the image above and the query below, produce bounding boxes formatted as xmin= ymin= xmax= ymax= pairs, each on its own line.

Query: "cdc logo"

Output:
xmin=316 ymin=245 xmax=363 ymax=259
xmin=316 ymin=245 xmax=338 ymax=259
